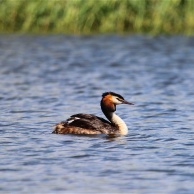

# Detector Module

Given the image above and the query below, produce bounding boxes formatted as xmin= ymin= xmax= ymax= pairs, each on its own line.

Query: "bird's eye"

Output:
xmin=117 ymin=98 xmax=122 ymax=102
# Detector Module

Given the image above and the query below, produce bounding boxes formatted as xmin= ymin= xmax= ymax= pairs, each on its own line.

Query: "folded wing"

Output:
xmin=53 ymin=113 xmax=117 ymax=134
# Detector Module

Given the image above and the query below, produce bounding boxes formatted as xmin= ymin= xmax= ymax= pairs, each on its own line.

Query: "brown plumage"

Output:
xmin=53 ymin=114 xmax=117 ymax=135
xmin=53 ymin=92 xmax=134 ymax=135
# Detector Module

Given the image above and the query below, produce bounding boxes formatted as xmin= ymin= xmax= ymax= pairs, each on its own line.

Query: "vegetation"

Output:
xmin=0 ymin=0 xmax=194 ymax=34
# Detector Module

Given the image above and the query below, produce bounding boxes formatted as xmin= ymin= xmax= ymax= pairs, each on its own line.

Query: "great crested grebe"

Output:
xmin=53 ymin=92 xmax=134 ymax=135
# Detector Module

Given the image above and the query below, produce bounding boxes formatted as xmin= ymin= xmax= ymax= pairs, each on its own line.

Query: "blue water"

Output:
xmin=0 ymin=35 xmax=194 ymax=193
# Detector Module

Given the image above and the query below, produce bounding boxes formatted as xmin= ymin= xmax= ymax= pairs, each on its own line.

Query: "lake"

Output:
xmin=0 ymin=34 xmax=194 ymax=193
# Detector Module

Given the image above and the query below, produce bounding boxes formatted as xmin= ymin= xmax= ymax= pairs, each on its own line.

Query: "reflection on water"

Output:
xmin=0 ymin=35 xmax=194 ymax=193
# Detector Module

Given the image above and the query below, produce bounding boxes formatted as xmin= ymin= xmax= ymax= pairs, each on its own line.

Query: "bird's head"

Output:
xmin=101 ymin=92 xmax=134 ymax=112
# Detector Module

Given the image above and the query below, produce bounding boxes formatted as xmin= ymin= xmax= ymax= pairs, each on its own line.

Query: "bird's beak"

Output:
xmin=122 ymin=99 xmax=134 ymax=105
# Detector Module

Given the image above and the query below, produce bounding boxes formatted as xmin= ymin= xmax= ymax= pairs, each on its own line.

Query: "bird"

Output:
xmin=52 ymin=92 xmax=134 ymax=135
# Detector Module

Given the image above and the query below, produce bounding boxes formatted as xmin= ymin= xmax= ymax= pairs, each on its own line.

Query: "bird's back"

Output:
xmin=53 ymin=113 xmax=118 ymax=135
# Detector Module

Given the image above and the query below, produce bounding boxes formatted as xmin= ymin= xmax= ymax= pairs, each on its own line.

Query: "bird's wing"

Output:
xmin=66 ymin=113 xmax=114 ymax=131
xmin=53 ymin=113 xmax=118 ymax=134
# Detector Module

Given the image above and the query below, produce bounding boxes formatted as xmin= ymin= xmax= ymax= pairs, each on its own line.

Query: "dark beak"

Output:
xmin=122 ymin=99 xmax=134 ymax=105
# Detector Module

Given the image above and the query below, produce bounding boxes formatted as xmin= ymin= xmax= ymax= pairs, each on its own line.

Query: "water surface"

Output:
xmin=0 ymin=35 xmax=194 ymax=193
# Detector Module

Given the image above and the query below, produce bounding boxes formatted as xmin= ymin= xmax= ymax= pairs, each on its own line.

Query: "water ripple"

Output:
xmin=0 ymin=35 xmax=194 ymax=193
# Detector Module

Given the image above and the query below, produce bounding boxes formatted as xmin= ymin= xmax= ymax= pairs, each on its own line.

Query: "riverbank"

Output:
xmin=0 ymin=0 xmax=194 ymax=34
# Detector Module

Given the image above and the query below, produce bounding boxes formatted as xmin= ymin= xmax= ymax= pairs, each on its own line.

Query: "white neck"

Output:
xmin=110 ymin=112 xmax=128 ymax=135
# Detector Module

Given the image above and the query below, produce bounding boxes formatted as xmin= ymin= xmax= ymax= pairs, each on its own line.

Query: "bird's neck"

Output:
xmin=102 ymin=109 xmax=128 ymax=135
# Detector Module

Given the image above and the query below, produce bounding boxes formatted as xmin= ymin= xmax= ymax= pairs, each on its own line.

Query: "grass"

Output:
xmin=0 ymin=0 xmax=194 ymax=34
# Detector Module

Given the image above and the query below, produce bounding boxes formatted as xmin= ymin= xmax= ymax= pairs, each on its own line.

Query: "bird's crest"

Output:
xmin=102 ymin=92 xmax=124 ymax=100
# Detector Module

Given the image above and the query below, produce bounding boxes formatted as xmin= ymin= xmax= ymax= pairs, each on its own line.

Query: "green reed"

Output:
xmin=0 ymin=0 xmax=194 ymax=34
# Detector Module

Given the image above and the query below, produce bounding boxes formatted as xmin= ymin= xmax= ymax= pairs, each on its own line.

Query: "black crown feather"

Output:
xmin=102 ymin=92 xmax=124 ymax=100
